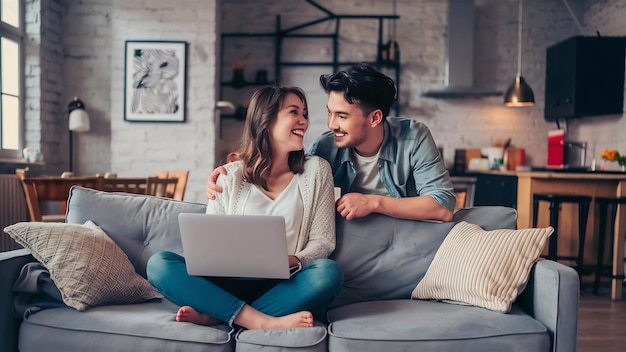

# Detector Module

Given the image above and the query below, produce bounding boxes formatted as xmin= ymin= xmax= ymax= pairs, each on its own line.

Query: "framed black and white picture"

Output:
xmin=124 ymin=40 xmax=187 ymax=122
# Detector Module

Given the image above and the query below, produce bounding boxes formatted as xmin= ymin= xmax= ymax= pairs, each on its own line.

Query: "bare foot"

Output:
xmin=263 ymin=311 xmax=314 ymax=329
xmin=234 ymin=305 xmax=314 ymax=330
xmin=176 ymin=306 xmax=220 ymax=326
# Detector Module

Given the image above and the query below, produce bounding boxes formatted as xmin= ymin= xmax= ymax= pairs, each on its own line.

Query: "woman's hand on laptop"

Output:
xmin=288 ymin=255 xmax=301 ymax=268
xmin=206 ymin=166 xmax=227 ymax=200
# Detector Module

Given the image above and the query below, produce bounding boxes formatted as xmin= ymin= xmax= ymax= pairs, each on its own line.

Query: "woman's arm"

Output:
xmin=294 ymin=157 xmax=336 ymax=266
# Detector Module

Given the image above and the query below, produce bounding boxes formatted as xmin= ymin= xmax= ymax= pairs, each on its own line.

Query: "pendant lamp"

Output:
xmin=504 ymin=0 xmax=534 ymax=107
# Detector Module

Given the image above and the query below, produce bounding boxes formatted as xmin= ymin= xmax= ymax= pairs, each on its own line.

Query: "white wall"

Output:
xmin=23 ymin=0 xmax=625 ymax=203
xmin=219 ymin=0 xmax=626 ymax=169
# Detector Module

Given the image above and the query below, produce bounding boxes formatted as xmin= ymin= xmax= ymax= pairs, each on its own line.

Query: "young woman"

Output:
xmin=147 ymin=86 xmax=343 ymax=330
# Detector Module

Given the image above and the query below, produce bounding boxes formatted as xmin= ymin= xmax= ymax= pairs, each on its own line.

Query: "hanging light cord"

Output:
xmin=562 ymin=0 xmax=586 ymax=35
xmin=516 ymin=0 xmax=523 ymax=76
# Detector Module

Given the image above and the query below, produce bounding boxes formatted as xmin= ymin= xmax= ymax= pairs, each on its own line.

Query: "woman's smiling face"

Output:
xmin=269 ymin=92 xmax=309 ymax=155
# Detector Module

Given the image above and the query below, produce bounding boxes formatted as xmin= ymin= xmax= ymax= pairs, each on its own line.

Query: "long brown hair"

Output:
xmin=233 ymin=86 xmax=308 ymax=191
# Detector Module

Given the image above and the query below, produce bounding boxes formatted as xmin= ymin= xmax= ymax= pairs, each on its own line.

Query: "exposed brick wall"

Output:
xmin=61 ymin=0 xmax=113 ymax=177
xmin=20 ymin=0 xmax=625 ymax=203
xmin=219 ymin=0 xmax=590 ymax=169
xmin=109 ymin=0 xmax=218 ymax=202
xmin=24 ymin=0 xmax=66 ymax=175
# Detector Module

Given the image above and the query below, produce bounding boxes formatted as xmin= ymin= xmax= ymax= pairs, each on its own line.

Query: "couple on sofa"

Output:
xmin=147 ymin=63 xmax=456 ymax=331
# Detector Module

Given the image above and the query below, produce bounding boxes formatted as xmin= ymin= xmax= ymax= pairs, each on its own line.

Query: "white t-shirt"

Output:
xmin=244 ymin=175 xmax=304 ymax=255
xmin=351 ymin=149 xmax=388 ymax=195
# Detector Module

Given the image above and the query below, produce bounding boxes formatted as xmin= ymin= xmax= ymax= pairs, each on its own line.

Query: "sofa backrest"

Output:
xmin=66 ymin=187 xmax=518 ymax=308
xmin=329 ymin=206 xmax=518 ymax=308
xmin=66 ymin=186 xmax=206 ymax=277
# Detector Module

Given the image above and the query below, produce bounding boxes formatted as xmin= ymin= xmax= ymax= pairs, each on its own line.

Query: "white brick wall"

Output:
xmin=61 ymin=0 xmax=113 ymax=177
xmin=219 ymin=0 xmax=590 ymax=169
xmin=109 ymin=0 xmax=218 ymax=202
xmin=21 ymin=0 xmax=625 ymax=203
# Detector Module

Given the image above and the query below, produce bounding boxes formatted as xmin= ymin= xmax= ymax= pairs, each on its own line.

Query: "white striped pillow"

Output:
xmin=411 ymin=221 xmax=553 ymax=313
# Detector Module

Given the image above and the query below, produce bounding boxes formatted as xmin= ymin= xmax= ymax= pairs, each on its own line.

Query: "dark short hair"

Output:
xmin=319 ymin=62 xmax=397 ymax=118
xmin=235 ymin=86 xmax=308 ymax=190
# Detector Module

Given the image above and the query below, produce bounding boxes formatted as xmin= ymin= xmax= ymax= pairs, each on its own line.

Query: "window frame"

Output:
xmin=0 ymin=0 xmax=25 ymax=160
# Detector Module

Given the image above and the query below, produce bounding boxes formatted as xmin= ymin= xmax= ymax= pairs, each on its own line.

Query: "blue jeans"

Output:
xmin=146 ymin=251 xmax=343 ymax=326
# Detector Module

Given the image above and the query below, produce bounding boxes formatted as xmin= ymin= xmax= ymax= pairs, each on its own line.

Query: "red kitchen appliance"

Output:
xmin=547 ymin=129 xmax=565 ymax=167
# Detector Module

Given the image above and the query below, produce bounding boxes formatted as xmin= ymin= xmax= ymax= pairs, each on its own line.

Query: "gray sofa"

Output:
xmin=0 ymin=186 xmax=579 ymax=352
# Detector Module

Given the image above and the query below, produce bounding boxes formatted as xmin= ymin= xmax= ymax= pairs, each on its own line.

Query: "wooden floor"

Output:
xmin=577 ymin=283 xmax=626 ymax=352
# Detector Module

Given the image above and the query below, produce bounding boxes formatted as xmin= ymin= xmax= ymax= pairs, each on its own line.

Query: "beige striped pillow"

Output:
xmin=411 ymin=221 xmax=553 ymax=313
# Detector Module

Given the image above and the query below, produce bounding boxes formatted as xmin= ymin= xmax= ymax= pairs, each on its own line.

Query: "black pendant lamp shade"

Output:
xmin=504 ymin=0 xmax=535 ymax=107
xmin=504 ymin=76 xmax=535 ymax=107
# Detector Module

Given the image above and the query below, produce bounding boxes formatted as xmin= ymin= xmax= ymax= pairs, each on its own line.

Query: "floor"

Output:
xmin=577 ymin=282 xmax=626 ymax=352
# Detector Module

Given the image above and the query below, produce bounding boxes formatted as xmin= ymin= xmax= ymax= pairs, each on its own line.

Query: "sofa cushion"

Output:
xmin=4 ymin=221 xmax=162 ymax=311
xmin=329 ymin=206 xmax=518 ymax=308
xmin=327 ymin=300 xmax=549 ymax=352
xmin=66 ymin=186 xmax=207 ymax=277
xmin=411 ymin=221 xmax=553 ymax=312
xmin=18 ymin=300 xmax=234 ymax=352
xmin=235 ymin=322 xmax=327 ymax=352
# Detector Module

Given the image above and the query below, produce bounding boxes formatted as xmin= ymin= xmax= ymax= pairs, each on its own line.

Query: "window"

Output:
xmin=0 ymin=0 xmax=23 ymax=159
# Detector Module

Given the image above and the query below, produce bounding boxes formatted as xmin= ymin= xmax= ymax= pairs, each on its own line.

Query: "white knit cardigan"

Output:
xmin=206 ymin=156 xmax=336 ymax=266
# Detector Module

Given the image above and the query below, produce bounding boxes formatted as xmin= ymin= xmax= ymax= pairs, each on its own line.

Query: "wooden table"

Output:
xmin=19 ymin=176 xmax=155 ymax=221
xmin=516 ymin=171 xmax=626 ymax=300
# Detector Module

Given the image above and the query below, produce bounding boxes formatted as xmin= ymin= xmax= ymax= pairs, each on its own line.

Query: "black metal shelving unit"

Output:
xmin=219 ymin=0 xmax=401 ymax=119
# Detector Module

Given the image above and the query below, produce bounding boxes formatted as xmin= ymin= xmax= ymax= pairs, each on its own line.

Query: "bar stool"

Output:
xmin=532 ymin=193 xmax=592 ymax=275
xmin=593 ymin=196 xmax=626 ymax=295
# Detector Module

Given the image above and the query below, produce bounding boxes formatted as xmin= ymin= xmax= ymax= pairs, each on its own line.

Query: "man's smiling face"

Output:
xmin=326 ymin=91 xmax=369 ymax=150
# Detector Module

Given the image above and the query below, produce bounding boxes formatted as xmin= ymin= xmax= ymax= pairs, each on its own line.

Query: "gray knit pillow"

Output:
xmin=4 ymin=221 xmax=162 ymax=311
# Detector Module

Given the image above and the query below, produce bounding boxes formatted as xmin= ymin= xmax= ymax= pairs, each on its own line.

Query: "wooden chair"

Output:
xmin=169 ymin=170 xmax=189 ymax=201
xmin=100 ymin=178 xmax=149 ymax=195
xmin=146 ymin=177 xmax=179 ymax=198
xmin=15 ymin=169 xmax=100 ymax=222
xmin=155 ymin=171 xmax=169 ymax=179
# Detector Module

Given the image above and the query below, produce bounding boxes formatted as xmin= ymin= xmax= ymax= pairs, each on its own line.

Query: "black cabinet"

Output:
xmin=473 ymin=173 xmax=517 ymax=208
xmin=544 ymin=36 xmax=626 ymax=121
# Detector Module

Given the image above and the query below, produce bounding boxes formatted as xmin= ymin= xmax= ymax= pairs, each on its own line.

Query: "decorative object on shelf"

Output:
xmin=601 ymin=149 xmax=626 ymax=171
xmin=255 ymin=69 xmax=268 ymax=84
xmin=379 ymin=0 xmax=400 ymax=67
xmin=68 ymin=96 xmax=90 ymax=172
xmin=124 ymin=40 xmax=187 ymax=122
xmin=22 ymin=146 xmax=41 ymax=163
xmin=504 ymin=0 xmax=534 ymax=107
xmin=231 ymin=60 xmax=246 ymax=88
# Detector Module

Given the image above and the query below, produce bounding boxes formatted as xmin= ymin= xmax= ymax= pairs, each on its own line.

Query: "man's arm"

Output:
xmin=336 ymin=193 xmax=453 ymax=222
xmin=205 ymin=166 xmax=226 ymax=200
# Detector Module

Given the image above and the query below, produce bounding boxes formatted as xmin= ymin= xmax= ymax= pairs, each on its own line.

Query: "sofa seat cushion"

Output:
xmin=327 ymin=300 xmax=549 ymax=352
xmin=235 ymin=322 xmax=327 ymax=352
xmin=18 ymin=299 xmax=234 ymax=352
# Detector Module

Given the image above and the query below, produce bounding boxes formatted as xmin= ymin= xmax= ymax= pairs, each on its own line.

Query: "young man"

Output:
xmin=207 ymin=63 xmax=455 ymax=222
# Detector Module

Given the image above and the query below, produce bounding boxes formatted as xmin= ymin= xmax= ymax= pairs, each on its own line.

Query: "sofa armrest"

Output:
xmin=515 ymin=260 xmax=579 ymax=352
xmin=0 ymin=249 xmax=36 ymax=352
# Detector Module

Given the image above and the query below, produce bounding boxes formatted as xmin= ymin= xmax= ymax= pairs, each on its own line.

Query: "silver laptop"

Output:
xmin=178 ymin=213 xmax=294 ymax=279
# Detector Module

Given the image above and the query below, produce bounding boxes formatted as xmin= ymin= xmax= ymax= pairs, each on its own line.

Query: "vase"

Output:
xmin=622 ymin=165 xmax=625 ymax=172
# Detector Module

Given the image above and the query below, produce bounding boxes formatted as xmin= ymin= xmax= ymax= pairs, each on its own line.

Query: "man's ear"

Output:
xmin=369 ymin=109 xmax=384 ymax=128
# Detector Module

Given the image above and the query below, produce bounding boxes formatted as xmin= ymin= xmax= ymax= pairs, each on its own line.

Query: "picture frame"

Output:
xmin=124 ymin=40 xmax=187 ymax=122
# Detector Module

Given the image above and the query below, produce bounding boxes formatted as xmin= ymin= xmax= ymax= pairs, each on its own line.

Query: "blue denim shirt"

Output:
xmin=308 ymin=117 xmax=456 ymax=211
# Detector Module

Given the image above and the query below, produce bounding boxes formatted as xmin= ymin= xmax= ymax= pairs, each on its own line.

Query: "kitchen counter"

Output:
xmin=515 ymin=170 xmax=626 ymax=300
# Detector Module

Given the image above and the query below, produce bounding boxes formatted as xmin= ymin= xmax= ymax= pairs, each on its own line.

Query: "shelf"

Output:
xmin=220 ymin=0 xmax=402 ymax=116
